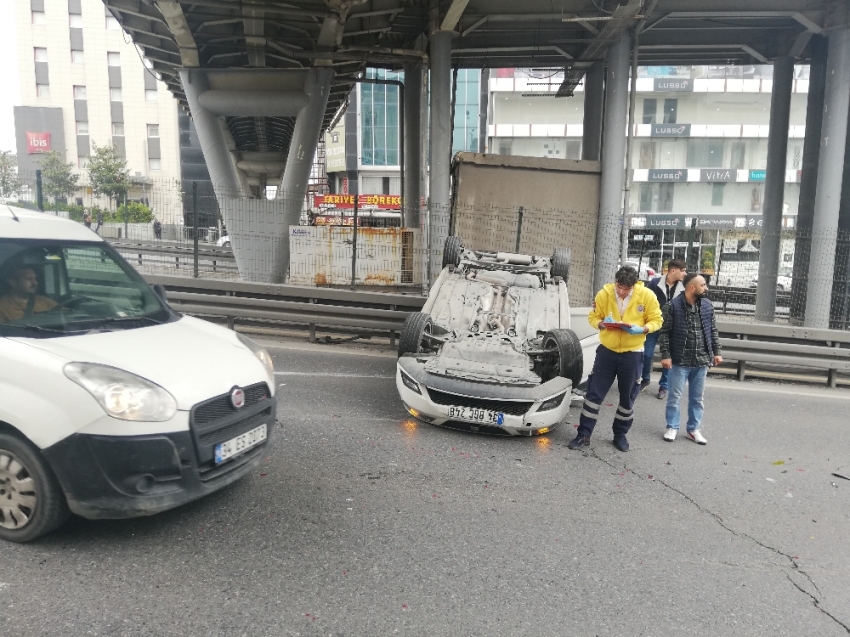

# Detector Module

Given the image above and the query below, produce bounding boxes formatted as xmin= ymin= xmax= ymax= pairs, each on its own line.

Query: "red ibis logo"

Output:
xmin=26 ymin=132 xmax=51 ymax=154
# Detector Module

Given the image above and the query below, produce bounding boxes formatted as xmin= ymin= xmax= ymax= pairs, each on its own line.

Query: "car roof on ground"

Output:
xmin=0 ymin=205 xmax=104 ymax=242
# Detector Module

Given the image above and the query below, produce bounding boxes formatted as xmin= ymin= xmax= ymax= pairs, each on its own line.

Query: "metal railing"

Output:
xmin=145 ymin=274 xmax=849 ymax=387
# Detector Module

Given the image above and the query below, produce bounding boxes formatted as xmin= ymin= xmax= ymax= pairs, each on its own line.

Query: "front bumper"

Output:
xmin=43 ymin=394 xmax=276 ymax=520
xmin=396 ymin=356 xmax=571 ymax=436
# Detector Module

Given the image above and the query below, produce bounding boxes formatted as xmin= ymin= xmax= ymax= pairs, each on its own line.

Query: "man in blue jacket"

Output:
xmin=642 ymin=258 xmax=686 ymax=399
xmin=658 ymin=273 xmax=722 ymax=444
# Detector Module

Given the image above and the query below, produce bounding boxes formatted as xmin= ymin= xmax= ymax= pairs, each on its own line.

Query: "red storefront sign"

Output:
xmin=314 ymin=194 xmax=402 ymax=209
xmin=26 ymin=132 xmax=51 ymax=154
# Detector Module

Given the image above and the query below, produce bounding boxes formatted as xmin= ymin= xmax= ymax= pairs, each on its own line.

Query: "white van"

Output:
xmin=0 ymin=206 xmax=276 ymax=542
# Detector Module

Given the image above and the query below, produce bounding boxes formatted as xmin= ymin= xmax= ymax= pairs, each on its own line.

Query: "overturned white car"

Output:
xmin=396 ymin=237 xmax=593 ymax=436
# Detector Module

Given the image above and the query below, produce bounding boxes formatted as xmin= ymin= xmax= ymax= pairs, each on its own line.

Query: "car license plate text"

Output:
xmin=447 ymin=407 xmax=504 ymax=425
xmin=214 ymin=424 xmax=267 ymax=464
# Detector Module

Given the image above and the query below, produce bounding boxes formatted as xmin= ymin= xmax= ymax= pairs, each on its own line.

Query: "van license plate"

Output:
xmin=214 ymin=424 xmax=267 ymax=464
xmin=447 ymin=406 xmax=504 ymax=425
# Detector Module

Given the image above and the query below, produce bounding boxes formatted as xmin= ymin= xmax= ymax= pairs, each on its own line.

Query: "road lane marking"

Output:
xmin=705 ymin=378 xmax=850 ymax=400
xmin=274 ymin=371 xmax=394 ymax=379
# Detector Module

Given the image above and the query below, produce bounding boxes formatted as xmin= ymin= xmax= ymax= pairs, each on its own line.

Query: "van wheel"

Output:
xmin=0 ymin=433 xmax=70 ymax=543
xmin=542 ymin=329 xmax=583 ymax=388
xmin=398 ymin=312 xmax=433 ymax=357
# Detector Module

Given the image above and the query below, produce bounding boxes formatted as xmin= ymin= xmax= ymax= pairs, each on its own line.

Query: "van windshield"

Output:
xmin=0 ymin=239 xmax=174 ymax=338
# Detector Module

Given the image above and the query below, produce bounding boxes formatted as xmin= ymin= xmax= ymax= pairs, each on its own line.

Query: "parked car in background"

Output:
xmin=624 ymin=260 xmax=657 ymax=281
xmin=0 ymin=205 xmax=276 ymax=542
xmin=750 ymin=267 xmax=793 ymax=291
xmin=396 ymin=237 xmax=598 ymax=437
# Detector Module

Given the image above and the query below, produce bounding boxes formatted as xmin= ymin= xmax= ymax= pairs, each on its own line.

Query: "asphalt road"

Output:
xmin=3 ymin=339 xmax=850 ymax=637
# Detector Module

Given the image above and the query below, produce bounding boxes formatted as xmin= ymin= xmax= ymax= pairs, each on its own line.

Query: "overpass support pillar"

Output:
xmin=275 ymin=68 xmax=334 ymax=282
xmin=404 ymin=60 xmax=424 ymax=229
xmin=790 ymin=35 xmax=828 ymax=325
xmin=428 ymin=29 xmax=453 ymax=283
xmin=755 ymin=55 xmax=794 ymax=322
xmin=179 ymin=69 xmax=243 ymax=197
xmin=806 ymin=28 xmax=850 ymax=328
xmin=582 ymin=62 xmax=605 ymax=162
xmin=594 ymin=30 xmax=631 ymax=292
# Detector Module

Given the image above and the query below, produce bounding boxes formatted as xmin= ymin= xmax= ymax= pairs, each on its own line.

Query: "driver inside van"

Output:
xmin=0 ymin=265 xmax=57 ymax=322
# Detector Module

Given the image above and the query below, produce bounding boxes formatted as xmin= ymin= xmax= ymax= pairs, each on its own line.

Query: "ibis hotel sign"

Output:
xmin=26 ymin=132 xmax=51 ymax=154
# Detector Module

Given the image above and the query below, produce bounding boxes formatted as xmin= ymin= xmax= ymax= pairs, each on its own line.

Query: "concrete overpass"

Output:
xmin=103 ymin=0 xmax=849 ymax=328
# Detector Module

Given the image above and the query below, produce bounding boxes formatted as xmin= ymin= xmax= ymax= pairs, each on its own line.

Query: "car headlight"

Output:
xmin=237 ymin=333 xmax=275 ymax=386
xmin=399 ymin=369 xmax=421 ymax=394
xmin=64 ymin=363 xmax=177 ymax=421
xmin=538 ymin=391 xmax=567 ymax=412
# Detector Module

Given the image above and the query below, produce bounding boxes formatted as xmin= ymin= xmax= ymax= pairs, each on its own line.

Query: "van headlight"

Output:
xmin=237 ymin=333 xmax=275 ymax=386
xmin=64 ymin=363 xmax=178 ymax=421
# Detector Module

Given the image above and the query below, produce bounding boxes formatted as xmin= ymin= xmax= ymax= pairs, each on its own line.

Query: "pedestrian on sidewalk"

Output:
xmin=568 ymin=266 xmax=663 ymax=453
xmin=642 ymin=258 xmax=687 ymax=399
xmin=658 ymin=273 xmax=723 ymax=445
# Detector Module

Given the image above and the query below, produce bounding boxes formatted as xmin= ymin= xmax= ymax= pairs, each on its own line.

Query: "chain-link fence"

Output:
xmin=8 ymin=170 xmax=850 ymax=329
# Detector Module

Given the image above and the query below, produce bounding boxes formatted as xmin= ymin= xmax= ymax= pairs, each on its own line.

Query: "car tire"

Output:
xmin=0 ymin=432 xmax=70 ymax=543
xmin=398 ymin=312 xmax=433 ymax=357
xmin=542 ymin=329 xmax=583 ymax=389
xmin=551 ymin=248 xmax=571 ymax=284
xmin=442 ymin=236 xmax=463 ymax=269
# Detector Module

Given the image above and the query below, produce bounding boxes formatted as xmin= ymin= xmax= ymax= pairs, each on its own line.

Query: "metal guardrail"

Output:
xmin=144 ymin=275 xmax=850 ymax=387
xmin=109 ymin=239 xmax=237 ymax=274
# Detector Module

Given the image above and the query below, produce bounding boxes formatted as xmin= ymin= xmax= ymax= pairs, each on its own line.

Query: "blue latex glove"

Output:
xmin=622 ymin=324 xmax=645 ymax=335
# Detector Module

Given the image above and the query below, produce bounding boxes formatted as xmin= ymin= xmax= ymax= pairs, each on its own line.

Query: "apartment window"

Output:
xmin=149 ymin=158 xmax=161 ymax=171
xmin=36 ymin=84 xmax=50 ymax=98
xmin=498 ymin=140 xmax=512 ymax=156
xmin=711 ymin=183 xmax=725 ymax=206
xmin=110 ymin=88 xmax=122 ymax=101
xmin=107 ymin=52 xmax=120 ymax=66
xmin=34 ymin=47 xmax=48 ymax=62
xmin=76 ymin=121 xmax=89 ymax=134
xmin=73 ymin=85 xmax=86 ymax=99
xmin=106 ymin=14 xmax=120 ymax=29
xmin=145 ymin=89 xmax=157 ymax=103
xmin=639 ymin=184 xmax=653 ymax=212
xmin=730 ymin=142 xmax=746 ymax=170
xmin=663 ymin=99 xmax=678 ymax=124
xmin=658 ymin=183 xmax=674 ymax=212
xmin=69 ymin=14 xmax=83 ymax=28
xmin=147 ymin=124 xmax=159 ymax=137
xmin=639 ymin=142 xmax=656 ymax=169
xmin=687 ymin=139 xmax=724 ymax=168
xmin=642 ymin=99 xmax=657 ymax=125
xmin=112 ymin=122 xmax=124 ymax=136
xmin=32 ymin=11 xmax=46 ymax=24
xmin=78 ymin=156 xmax=89 ymax=169
xmin=71 ymin=50 xmax=84 ymax=64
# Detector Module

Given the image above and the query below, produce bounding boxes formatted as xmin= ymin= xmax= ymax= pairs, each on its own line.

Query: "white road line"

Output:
xmin=705 ymin=378 xmax=850 ymax=400
xmin=274 ymin=371 xmax=394 ymax=379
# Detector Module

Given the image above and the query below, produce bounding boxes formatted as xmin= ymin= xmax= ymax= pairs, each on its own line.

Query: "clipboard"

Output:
xmin=601 ymin=321 xmax=630 ymax=329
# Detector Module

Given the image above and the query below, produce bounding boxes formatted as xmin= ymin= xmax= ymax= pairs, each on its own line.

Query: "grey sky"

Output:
xmin=0 ymin=1 xmax=21 ymax=153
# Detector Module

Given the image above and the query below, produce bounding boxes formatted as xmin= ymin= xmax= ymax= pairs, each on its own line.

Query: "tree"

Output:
xmin=0 ymin=151 xmax=22 ymax=200
xmin=38 ymin=151 xmax=80 ymax=203
xmin=87 ymin=142 xmax=131 ymax=209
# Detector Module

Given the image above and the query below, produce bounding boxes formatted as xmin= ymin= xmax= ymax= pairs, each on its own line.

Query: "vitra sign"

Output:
xmin=26 ymin=132 xmax=51 ymax=154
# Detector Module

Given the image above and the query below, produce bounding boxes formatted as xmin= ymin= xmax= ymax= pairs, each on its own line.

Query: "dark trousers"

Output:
xmin=578 ymin=345 xmax=643 ymax=439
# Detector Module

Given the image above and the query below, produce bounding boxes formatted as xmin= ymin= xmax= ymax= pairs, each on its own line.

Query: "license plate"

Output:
xmin=447 ymin=406 xmax=504 ymax=425
xmin=214 ymin=424 xmax=267 ymax=464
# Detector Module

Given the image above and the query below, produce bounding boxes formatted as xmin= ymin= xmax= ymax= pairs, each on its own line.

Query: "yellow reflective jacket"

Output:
xmin=588 ymin=281 xmax=663 ymax=353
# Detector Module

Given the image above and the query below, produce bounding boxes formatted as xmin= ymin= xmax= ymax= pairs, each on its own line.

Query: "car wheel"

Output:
xmin=551 ymin=248 xmax=571 ymax=283
xmin=398 ymin=312 xmax=433 ymax=357
xmin=542 ymin=329 xmax=583 ymax=388
xmin=0 ymin=432 xmax=70 ymax=543
xmin=442 ymin=236 xmax=463 ymax=269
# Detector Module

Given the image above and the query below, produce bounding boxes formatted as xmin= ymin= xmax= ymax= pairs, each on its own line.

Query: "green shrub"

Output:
xmin=114 ymin=202 xmax=153 ymax=223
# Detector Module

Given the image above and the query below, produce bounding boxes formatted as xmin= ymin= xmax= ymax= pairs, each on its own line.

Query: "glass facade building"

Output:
xmin=452 ymin=69 xmax=480 ymax=154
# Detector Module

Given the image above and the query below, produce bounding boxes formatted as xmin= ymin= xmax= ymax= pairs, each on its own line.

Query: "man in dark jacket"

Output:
xmin=658 ymin=273 xmax=722 ymax=444
xmin=642 ymin=258 xmax=686 ymax=399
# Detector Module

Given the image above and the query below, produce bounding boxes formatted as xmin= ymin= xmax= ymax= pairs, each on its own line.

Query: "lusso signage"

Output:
xmin=651 ymin=124 xmax=691 ymax=137
xmin=647 ymin=169 xmax=687 ymax=182
xmin=654 ymin=78 xmax=693 ymax=92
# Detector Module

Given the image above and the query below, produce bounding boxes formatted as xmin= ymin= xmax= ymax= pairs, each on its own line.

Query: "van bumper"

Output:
xmin=42 ymin=404 xmax=276 ymax=520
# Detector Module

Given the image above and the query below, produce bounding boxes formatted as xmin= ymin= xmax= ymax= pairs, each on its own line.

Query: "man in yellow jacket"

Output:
xmin=568 ymin=265 xmax=663 ymax=452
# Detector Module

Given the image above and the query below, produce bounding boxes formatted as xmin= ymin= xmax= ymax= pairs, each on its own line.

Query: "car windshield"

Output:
xmin=0 ymin=239 xmax=173 ymax=338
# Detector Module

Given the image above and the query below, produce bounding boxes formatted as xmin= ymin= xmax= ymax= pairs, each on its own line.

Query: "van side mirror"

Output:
xmin=152 ymin=284 xmax=168 ymax=302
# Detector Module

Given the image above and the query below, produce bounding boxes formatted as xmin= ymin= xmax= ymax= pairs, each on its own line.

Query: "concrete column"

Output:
xmin=755 ymin=55 xmax=794 ymax=322
xmin=428 ymin=29 xmax=453 ymax=282
xmin=275 ymin=68 xmax=334 ymax=281
xmin=832 ymin=121 xmax=850 ymax=328
xmin=593 ymin=30 xmax=631 ymax=292
xmin=404 ymin=60 xmax=423 ymax=229
xmin=479 ymin=68 xmax=490 ymax=153
xmin=805 ymin=28 xmax=850 ymax=328
xmin=790 ymin=35 xmax=828 ymax=324
xmin=582 ymin=62 xmax=605 ymax=161
xmin=179 ymin=69 xmax=242 ymax=197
